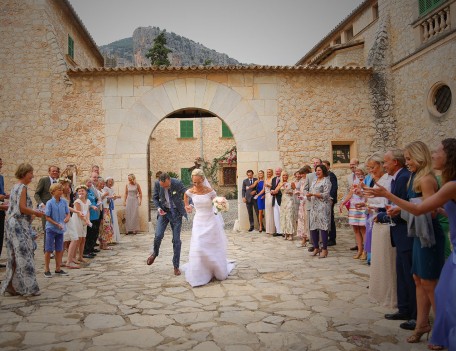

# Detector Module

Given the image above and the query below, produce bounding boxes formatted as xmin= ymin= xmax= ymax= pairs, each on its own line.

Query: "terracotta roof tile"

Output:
xmin=67 ymin=65 xmax=371 ymax=75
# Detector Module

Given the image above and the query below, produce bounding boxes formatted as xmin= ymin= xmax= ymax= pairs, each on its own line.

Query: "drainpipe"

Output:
xmin=200 ymin=118 xmax=204 ymax=160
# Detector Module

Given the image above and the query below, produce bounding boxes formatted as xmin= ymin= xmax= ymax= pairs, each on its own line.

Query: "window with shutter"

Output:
xmin=68 ymin=35 xmax=74 ymax=59
xmin=180 ymin=120 xmax=193 ymax=138
xmin=221 ymin=121 xmax=233 ymax=138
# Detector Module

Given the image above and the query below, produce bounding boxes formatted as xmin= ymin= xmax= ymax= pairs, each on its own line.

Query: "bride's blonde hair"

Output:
xmin=191 ymin=168 xmax=205 ymax=179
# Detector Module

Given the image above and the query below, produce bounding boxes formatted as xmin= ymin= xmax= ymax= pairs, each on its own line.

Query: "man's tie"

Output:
xmin=391 ymin=178 xmax=396 ymax=192
xmin=250 ymin=179 xmax=253 ymax=185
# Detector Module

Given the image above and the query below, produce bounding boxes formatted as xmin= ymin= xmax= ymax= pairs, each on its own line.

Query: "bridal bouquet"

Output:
xmin=213 ymin=196 xmax=229 ymax=214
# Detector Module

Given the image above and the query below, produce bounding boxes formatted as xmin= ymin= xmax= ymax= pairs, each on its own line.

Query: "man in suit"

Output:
xmin=34 ymin=165 xmax=60 ymax=252
xmin=242 ymin=170 xmax=258 ymax=232
xmin=304 ymin=158 xmax=321 ymax=249
xmin=378 ymin=149 xmax=416 ymax=330
xmin=147 ymin=173 xmax=187 ymax=276
xmin=0 ymin=158 xmax=10 ymax=268
xmin=323 ymin=160 xmax=338 ymax=246
xmin=270 ymin=167 xmax=282 ymax=237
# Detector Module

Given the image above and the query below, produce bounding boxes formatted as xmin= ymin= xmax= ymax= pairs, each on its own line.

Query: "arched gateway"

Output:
xmin=68 ymin=66 xmax=372 ymax=232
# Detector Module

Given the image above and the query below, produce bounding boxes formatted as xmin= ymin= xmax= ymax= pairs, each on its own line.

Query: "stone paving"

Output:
xmin=0 ymin=218 xmax=428 ymax=351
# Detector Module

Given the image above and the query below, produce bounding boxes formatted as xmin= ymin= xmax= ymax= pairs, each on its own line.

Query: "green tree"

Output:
xmin=145 ymin=30 xmax=172 ymax=66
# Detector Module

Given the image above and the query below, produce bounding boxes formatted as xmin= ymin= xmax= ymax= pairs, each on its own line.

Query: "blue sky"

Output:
xmin=70 ymin=0 xmax=364 ymax=66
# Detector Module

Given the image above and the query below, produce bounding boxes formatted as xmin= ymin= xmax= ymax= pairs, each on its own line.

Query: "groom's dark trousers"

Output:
xmin=153 ymin=210 xmax=182 ymax=269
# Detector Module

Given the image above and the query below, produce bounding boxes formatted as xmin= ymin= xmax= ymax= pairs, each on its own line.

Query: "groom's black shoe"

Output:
xmin=146 ymin=254 xmax=156 ymax=266
xmin=174 ymin=267 xmax=181 ymax=276
xmin=384 ymin=312 xmax=410 ymax=320
xmin=248 ymin=227 xmax=254 ymax=232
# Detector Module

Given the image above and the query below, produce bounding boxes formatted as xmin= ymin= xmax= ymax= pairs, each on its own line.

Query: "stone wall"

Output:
xmin=322 ymin=46 xmax=365 ymax=67
xmin=0 ymin=0 xmax=105 ymax=203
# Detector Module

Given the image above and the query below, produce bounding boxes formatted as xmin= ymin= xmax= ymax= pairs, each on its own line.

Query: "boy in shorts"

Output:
xmin=44 ymin=183 xmax=70 ymax=277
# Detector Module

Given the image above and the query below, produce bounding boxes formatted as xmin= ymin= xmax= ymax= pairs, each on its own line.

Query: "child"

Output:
xmin=44 ymin=183 xmax=70 ymax=277
xmin=73 ymin=185 xmax=92 ymax=263
xmin=60 ymin=178 xmax=80 ymax=269
xmin=339 ymin=165 xmax=368 ymax=260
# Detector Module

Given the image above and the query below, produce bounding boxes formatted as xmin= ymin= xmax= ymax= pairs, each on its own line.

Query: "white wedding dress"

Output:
xmin=183 ymin=189 xmax=235 ymax=287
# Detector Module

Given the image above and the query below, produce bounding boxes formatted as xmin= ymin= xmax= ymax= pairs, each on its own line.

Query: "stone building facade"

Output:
xmin=1 ymin=0 xmax=454 ymax=232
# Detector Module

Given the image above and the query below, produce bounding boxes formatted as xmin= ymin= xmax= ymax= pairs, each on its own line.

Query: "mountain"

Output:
xmin=99 ymin=26 xmax=242 ymax=67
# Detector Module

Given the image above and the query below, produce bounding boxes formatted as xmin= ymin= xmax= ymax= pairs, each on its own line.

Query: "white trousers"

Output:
xmin=273 ymin=203 xmax=281 ymax=233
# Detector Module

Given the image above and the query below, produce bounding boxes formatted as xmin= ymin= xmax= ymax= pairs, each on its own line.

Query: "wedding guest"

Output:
xmin=364 ymin=152 xmax=396 ymax=308
xmin=0 ymin=163 xmax=44 ymax=296
xmin=347 ymin=158 xmax=360 ymax=251
xmin=264 ymin=169 xmax=275 ymax=235
xmin=43 ymin=183 xmax=70 ymax=278
xmin=34 ymin=165 xmax=60 ymax=251
xmin=104 ymin=177 xmax=121 ymax=243
xmin=304 ymin=158 xmax=322 ymax=251
xmin=84 ymin=177 xmax=100 ymax=258
xmin=254 ymin=170 xmax=265 ymax=232
xmin=59 ymin=177 xmax=80 ymax=269
xmin=365 ymin=138 xmax=456 ymax=351
xmin=0 ymin=157 xmax=10 ymax=268
xmin=339 ymin=165 xmax=367 ymax=259
xmin=296 ymin=166 xmax=312 ymax=246
xmin=72 ymin=185 xmax=92 ymax=264
xmin=271 ymin=167 xmax=282 ymax=237
xmin=322 ymin=160 xmax=338 ymax=246
xmin=91 ymin=165 xmax=100 ymax=175
xmin=241 ymin=170 xmax=258 ymax=232
xmin=99 ymin=177 xmax=114 ymax=249
xmin=124 ymin=173 xmax=142 ymax=234
xmin=278 ymin=171 xmax=296 ymax=241
xmin=399 ymin=141 xmax=445 ymax=343
xmin=307 ymin=164 xmax=332 ymax=258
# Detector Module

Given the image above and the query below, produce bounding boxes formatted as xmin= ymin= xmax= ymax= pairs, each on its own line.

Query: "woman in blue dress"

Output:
xmin=255 ymin=170 xmax=266 ymax=232
xmin=366 ymin=138 xmax=455 ymax=350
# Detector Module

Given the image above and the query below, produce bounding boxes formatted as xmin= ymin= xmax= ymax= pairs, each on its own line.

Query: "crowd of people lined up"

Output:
xmin=0 ymin=163 xmax=142 ymax=296
xmin=242 ymin=139 xmax=455 ymax=350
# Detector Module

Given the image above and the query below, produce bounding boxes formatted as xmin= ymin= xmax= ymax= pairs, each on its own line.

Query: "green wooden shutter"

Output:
xmin=181 ymin=168 xmax=191 ymax=186
xmin=180 ymin=120 xmax=193 ymax=138
xmin=68 ymin=35 xmax=74 ymax=59
xmin=419 ymin=0 xmax=446 ymax=16
xmin=221 ymin=121 xmax=233 ymax=138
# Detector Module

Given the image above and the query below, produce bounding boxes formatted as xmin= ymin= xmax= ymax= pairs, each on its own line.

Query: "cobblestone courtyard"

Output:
xmin=0 ymin=205 xmax=426 ymax=350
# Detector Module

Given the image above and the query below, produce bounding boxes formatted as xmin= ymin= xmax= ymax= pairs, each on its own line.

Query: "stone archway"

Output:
xmin=104 ymin=77 xmax=278 ymax=231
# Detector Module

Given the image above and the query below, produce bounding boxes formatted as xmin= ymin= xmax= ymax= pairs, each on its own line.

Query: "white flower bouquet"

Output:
xmin=212 ymin=196 xmax=229 ymax=214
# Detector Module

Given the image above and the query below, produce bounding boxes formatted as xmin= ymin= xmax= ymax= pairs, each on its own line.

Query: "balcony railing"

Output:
xmin=421 ymin=6 xmax=451 ymax=42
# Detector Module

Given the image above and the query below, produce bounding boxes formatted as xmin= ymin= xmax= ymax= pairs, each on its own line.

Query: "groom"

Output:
xmin=147 ymin=173 xmax=187 ymax=275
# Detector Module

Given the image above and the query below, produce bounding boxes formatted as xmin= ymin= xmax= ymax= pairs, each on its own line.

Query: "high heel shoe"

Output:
xmin=310 ymin=248 xmax=320 ymax=256
xmin=319 ymin=249 xmax=328 ymax=258
xmin=353 ymin=251 xmax=362 ymax=259
xmin=407 ymin=325 xmax=431 ymax=343
xmin=359 ymin=251 xmax=367 ymax=260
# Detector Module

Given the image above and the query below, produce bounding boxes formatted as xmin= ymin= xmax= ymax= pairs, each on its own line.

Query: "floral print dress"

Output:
xmin=0 ymin=183 xmax=40 ymax=296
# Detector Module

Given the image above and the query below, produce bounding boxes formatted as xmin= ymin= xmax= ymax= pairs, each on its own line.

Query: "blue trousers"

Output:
xmin=153 ymin=211 xmax=182 ymax=269
xmin=396 ymin=249 xmax=417 ymax=319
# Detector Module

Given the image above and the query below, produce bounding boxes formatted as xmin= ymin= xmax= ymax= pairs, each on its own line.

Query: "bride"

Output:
xmin=183 ymin=169 xmax=235 ymax=287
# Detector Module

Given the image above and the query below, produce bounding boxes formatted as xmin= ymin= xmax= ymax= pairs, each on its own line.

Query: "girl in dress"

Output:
xmin=104 ymin=177 xmax=121 ymax=243
xmin=0 ymin=163 xmax=44 ymax=296
xmin=339 ymin=165 xmax=368 ymax=259
xmin=72 ymin=185 xmax=92 ymax=263
xmin=59 ymin=178 xmax=81 ymax=269
xmin=124 ymin=173 xmax=142 ymax=234
xmin=183 ymin=169 xmax=234 ymax=287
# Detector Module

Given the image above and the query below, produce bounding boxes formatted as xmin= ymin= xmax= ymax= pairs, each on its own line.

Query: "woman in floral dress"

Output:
xmin=1 ymin=163 xmax=44 ymax=296
xmin=296 ymin=166 xmax=312 ymax=246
